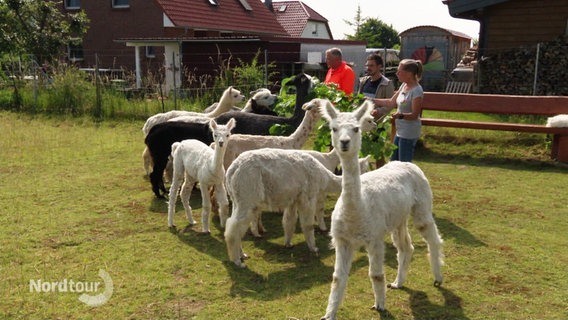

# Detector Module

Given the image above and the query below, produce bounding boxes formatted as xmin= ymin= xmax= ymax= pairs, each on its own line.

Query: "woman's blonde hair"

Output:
xmin=400 ymin=59 xmax=423 ymax=81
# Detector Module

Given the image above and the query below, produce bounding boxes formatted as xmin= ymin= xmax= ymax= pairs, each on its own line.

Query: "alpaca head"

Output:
xmin=320 ymin=100 xmax=373 ymax=157
xmin=209 ymin=118 xmax=236 ymax=149
xmin=301 ymin=98 xmax=326 ymax=120
xmin=226 ymin=86 xmax=245 ymax=104
xmin=250 ymin=88 xmax=277 ymax=108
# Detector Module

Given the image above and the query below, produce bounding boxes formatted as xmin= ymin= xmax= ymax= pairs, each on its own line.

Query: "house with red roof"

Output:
xmin=61 ymin=0 xmax=366 ymax=92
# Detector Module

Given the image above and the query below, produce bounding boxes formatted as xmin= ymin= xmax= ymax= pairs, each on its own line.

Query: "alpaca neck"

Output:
xmin=211 ymin=145 xmax=227 ymax=177
xmin=291 ymin=80 xmax=310 ymax=126
xmin=287 ymin=112 xmax=318 ymax=147
xmin=327 ymin=174 xmax=343 ymax=194
xmin=206 ymin=94 xmax=233 ymax=117
xmin=338 ymin=154 xmax=363 ymax=209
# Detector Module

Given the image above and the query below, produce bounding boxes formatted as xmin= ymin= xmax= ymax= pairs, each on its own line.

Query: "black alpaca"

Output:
xmin=145 ymin=73 xmax=313 ymax=198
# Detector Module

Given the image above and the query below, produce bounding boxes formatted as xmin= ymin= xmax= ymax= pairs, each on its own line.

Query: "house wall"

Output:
xmin=63 ymin=0 xmax=165 ymax=72
xmin=300 ymin=21 xmax=331 ymax=39
xmin=483 ymin=0 xmax=568 ymax=54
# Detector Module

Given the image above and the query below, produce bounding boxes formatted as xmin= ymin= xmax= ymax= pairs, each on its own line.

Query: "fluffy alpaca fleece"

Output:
xmin=142 ymin=86 xmax=244 ymax=175
xmin=300 ymin=149 xmax=370 ymax=232
xmin=319 ymin=101 xmax=444 ymax=319
xmin=145 ymin=73 xmax=313 ymax=198
xmin=546 ymin=114 xmax=568 ymax=127
xmin=167 ymin=118 xmax=236 ymax=233
xmin=224 ymin=148 xmax=342 ymax=267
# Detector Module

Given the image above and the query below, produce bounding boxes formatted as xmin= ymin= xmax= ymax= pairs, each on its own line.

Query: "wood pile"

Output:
xmin=477 ymin=36 xmax=568 ymax=95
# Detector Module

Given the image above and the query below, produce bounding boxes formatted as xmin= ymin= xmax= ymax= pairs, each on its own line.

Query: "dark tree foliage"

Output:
xmin=0 ymin=0 xmax=89 ymax=62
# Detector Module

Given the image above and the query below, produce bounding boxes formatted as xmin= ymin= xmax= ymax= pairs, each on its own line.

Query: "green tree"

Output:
xmin=344 ymin=5 xmax=364 ymax=39
xmin=0 ymin=0 xmax=89 ymax=62
xmin=347 ymin=14 xmax=400 ymax=49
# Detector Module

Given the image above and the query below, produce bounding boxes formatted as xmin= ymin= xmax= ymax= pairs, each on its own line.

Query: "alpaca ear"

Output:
xmin=320 ymin=99 xmax=338 ymax=122
xmin=226 ymin=118 xmax=236 ymax=131
xmin=209 ymin=119 xmax=218 ymax=131
xmin=355 ymin=100 xmax=373 ymax=122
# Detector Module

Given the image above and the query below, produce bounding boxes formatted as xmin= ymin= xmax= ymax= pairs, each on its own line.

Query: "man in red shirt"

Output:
xmin=324 ymin=47 xmax=356 ymax=95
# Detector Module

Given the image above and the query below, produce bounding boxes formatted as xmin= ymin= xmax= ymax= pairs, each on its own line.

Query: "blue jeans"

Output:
xmin=390 ymin=136 xmax=418 ymax=162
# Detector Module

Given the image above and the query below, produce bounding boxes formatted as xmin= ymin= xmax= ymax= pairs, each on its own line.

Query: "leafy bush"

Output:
xmin=309 ymin=81 xmax=396 ymax=164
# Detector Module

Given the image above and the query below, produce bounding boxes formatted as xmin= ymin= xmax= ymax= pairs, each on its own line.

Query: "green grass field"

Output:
xmin=1 ymin=111 xmax=567 ymax=319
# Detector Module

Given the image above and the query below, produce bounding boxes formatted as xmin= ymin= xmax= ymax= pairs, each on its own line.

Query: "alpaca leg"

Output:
xmin=142 ymin=147 xmax=153 ymax=175
xmin=282 ymin=206 xmax=298 ymax=248
xmin=149 ymin=163 xmax=166 ymax=198
xmin=367 ymin=239 xmax=387 ymax=311
xmin=298 ymin=202 xmax=318 ymax=254
xmin=167 ymin=173 xmax=183 ymax=228
xmin=415 ymin=221 xmax=444 ymax=286
xmin=249 ymin=209 xmax=263 ymax=238
xmin=322 ymin=242 xmax=355 ymax=320
xmin=257 ymin=211 xmax=266 ymax=234
xmin=224 ymin=204 xmax=253 ymax=267
xmin=214 ymin=183 xmax=230 ymax=228
xmin=164 ymin=156 xmax=173 ymax=183
xmin=199 ymin=183 xmax=213 ymax=234
xmin=180 ymin=175 xmax=196 ymax=226
xmin=389 ymin=223 xmax=414 ymax=289
xmin=209 ymin=186 xmax=219 ymax=215
xmin=316 ymin=197 xmax=327 ymax=231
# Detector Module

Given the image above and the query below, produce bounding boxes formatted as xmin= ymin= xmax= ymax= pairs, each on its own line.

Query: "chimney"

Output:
xmin=264 ymin=0 xmax=274 ymax=11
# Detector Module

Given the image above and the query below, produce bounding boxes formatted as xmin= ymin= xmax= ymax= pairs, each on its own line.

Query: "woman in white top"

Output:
xmin=370 ymin=59 xmax=424 ymax=162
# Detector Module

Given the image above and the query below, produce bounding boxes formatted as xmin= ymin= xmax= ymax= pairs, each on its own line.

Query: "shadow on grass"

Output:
xmin=148 ymin=187 xmax=203 ymax=214
xmin=434 ymin=217 xmax=486 ymax=247
xmin=396 ymin=286 xmax=470 ymax=320
xmin=168 ymin=208 xmax=367 ymax=302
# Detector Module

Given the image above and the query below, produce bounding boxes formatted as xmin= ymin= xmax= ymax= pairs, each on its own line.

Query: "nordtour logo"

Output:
xmin=29 ymin=269 xmax=113 ymax=307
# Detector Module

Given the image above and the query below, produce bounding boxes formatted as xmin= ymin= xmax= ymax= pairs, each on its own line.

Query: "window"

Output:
xmin=65 ymin=0 xmax=81 ymax=9
xmin=146 ymin=46 xmax=155 ymax=58
xmin=112 ymin=0 xmax=129 ymax=8
xmin=68 ymin=41 xmax=84 ymax=62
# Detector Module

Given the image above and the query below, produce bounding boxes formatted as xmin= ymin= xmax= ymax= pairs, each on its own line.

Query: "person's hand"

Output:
xmin=370 ymin=108 xmax=381 ymax=118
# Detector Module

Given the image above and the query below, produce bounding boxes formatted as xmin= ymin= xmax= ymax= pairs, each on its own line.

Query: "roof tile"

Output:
xmin=153 ymin=0 xmax=288 ymax=36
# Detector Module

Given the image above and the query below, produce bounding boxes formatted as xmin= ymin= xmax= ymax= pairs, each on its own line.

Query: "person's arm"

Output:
xmin=342 ymin=69 xmax=356 ymax=95
xmin=370 ymin=89 xmax=400 ymax=118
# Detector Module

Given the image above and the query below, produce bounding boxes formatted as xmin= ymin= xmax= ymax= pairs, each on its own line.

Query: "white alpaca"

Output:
xmin=167 ymin=118 xmax=236 ymax=233
xmin=319 ymin=101 xmax=444 ymax=319
xmin=142 ymin=86 xmax=244 ymax=175
xmin=301 ymin=149 xmax=370 ymax=232
xmin=546 ymin=114 xmax=568 ymax=127
xmin=219 ymin=97 xmax=325 ymax=170
xmin=224 ymin=148 xmax=343 ymax=268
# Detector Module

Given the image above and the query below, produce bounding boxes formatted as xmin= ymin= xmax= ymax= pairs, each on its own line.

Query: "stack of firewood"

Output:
xmin=477 ymin=36 xmax=568 ymax=95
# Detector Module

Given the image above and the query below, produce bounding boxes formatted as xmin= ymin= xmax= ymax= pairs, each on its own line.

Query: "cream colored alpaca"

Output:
xmin=319 ymin=101 xmax=444 ymax=319
xmin=220 ymin=97 xmax=326 ymax=170
xmin=167 ymin=118 xmax=236 ymax=233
